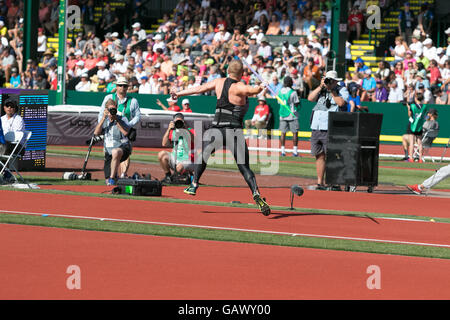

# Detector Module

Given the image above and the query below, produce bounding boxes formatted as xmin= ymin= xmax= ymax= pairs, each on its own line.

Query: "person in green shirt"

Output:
xmin=405 ymin=92 xmax=429 ymax=163
xmin=277 ymin=76 xmax=301 ymax=157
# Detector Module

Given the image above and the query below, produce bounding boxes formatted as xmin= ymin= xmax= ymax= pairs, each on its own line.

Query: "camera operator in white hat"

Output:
xmin=307 ymin=70 xmax=349 ymax=190
xmin=97 ymin=76 xmax=141 ymax=179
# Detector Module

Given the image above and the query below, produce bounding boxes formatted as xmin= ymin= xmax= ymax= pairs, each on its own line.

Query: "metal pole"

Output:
xmin=56 ymin=0 xmax=68 ymax=105
xmin=23 ymin=0 xmax=38 ymax=71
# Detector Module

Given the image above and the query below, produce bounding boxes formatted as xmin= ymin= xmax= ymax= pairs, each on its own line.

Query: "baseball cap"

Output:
xmin=182 ymin=98 xmax=190 ymax=105
xmin=132 ymin=22 xmax=141 ymax=28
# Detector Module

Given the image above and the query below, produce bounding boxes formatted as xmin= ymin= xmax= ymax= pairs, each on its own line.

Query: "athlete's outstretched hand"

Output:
xmin=170 ymin=87 xmax=178 ymax=100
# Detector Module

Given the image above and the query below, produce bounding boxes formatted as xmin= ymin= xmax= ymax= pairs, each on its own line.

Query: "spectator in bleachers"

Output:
xmin=100 ymin=3 xmax=119 ymax=35
xmin=348 ymin=4 xmax=363 ymax=41
xmin=132 ymin=22 xmax=147 ymax=42
xmin=354 ymin=57 xmax=369 ymax=74
xmin=390 ymin=36 xmax=408 ymax=64
xmin=417 ymin=3 xmax=434 ymax=38
xmin=427 ymin=60 xmax=441 ymax=87
xmin=388 ymin=80 xmax=404 ymax=103
xmin=422 ymin=38 xmax=436 ymax=62
xmin=436 ymin=48 xmax=448 ymax=69
xmin=373 ymin=80 xmax=388 ymax=102
xmin=303 ymin=57 xmax=320 ymax=91
xmin=157 ymin=97 xmax=181 ymax=112
xmin=409 ymin=33 xmax=423 ymax=59
xmin=361 ymin=69 xmax=376 ymax=101
xmin=398 ymin=2 xmax=415 ymax=45
xmin=138 ymin=76 xmax=151 ymax=94
xmin=75 ymin=74 xmax=91 ymax=92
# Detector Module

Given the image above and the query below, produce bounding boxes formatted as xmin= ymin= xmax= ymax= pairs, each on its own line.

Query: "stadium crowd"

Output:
xmin=0 ymin=0 xmax=447 ymax=107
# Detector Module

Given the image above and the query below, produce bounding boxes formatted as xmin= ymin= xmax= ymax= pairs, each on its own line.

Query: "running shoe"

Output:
xmin=293 ymin=152 xmax=299 ymax=157
xmin=106 ymin=178 xmax=116 ymax=186
xmin=253 ymin=193 xmax=271 ymax=216
xmin=184 ymin=183 xmax=198 ymax=196
xmin=406 ymin=184 xmax=422 ymax=195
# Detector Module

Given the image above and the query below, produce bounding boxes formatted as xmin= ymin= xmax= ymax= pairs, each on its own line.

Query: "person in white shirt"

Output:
xmin=257 ymin=37 xmax=272 ymax=59
xmin=436 ymin=48 xmax=448 ymax=69
xmin=253 ymin=3 xmax=269 ymax=24
xmin=132 ymin=22 xmax=147 ymax=41
xmin=134 ymin=64 xmax=147 ymax=84
xmin=387 ymin=80 xmax=404 ymax=102
xmin=138 ymin=76 xmax=152 ymax=94
xmin=252 ymin=26 xmax=265 ymax=44
xmin=409 ymin=34 xmax=423 ymax=59
xmin=71 ymin=60 xmax=89 ymax=78
xmin=213 ymin=25 xmax=231 ymax=45
xmin=37 ymin=28 xmax=47 ymax=59
xmin=422 ymin=38 xmax=437 ymax=62
xmin=111 ymin=54 xmax=127 ymax=76
xmin=96 ymin=61 xmax=111 ymax=81
xmin=1 ymin=100 xmax=25 ymax=135
xmin=75 ymin=74 xmax=91 ymax=92
xmin=152 ymin=34 xmax=167 ymax=54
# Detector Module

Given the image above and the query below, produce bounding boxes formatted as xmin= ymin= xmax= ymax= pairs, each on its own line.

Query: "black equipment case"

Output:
xmin=115 ymin=178 xmax=162 ymax=196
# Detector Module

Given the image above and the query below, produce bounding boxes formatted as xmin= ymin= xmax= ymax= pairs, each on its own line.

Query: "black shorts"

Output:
xmin=104 ymin=143 xmax=132 ymax=178
xmin=406 ymin=125 xmax=422 ymax=136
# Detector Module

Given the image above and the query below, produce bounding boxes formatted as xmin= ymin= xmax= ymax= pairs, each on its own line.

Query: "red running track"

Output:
xmin=2 ymin=189 xmax=450 ymax=247
xmin=1 ymin=223 xmax=449 ymax=300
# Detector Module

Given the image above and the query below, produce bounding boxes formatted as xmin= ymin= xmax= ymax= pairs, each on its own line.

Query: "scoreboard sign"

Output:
xmin=0 ymin=89 xmax=47 ymax=171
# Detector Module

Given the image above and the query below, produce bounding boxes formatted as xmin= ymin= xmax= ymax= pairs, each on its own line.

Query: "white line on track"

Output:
xmin=1 ymin=209 xmax=449 ymax=248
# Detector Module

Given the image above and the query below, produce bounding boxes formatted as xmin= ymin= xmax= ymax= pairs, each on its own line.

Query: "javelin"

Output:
xmin=235 ymin=55 xmax=294 ymax=116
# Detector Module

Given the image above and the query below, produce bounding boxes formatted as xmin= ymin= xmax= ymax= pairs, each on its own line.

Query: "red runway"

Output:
xmin=1 ymin=224 xmax=450 ymax=300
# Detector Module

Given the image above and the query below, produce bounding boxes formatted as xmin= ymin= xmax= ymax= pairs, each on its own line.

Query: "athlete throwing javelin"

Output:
xmin=170 ymin=59 xmax=271 ymax=216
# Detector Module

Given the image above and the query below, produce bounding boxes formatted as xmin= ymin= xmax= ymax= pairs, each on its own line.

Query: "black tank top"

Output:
xmin=212 ymin=78 xmax=249 ymax=128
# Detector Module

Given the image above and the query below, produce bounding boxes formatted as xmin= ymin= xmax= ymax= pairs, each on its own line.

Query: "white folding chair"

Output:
xmin=0 ymin=130 xmax=32 ymax=183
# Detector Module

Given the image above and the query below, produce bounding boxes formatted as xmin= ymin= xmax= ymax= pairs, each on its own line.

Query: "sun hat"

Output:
xmin=116 ymin=76 xmax=129 ymax=85
xmin=325 ymin=70 xmax=343 ymax=81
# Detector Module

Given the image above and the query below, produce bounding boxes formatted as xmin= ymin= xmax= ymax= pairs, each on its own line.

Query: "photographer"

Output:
xmin=308 ymin=71 xmax=349 ymax=190
xmin=158 ymin=113 xmax=195 ymax=184
xmin=97 ymin=77 xmax=141 ymax=178
xmin=95 ymin=99 xmax=132 ymax=186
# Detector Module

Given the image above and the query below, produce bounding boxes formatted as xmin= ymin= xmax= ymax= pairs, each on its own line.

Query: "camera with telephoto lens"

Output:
xmin=109 ymin=108 xmax=117 ymax=116
xmin=324 ymin=78 xmax=332 ymax=85
xmin=62 ymin=172 xmax=78 ymax=180
xmin=174 ymin=119 xmax=185 ymax=129
xmin=85 ymin=135 xmax=104 ymax=145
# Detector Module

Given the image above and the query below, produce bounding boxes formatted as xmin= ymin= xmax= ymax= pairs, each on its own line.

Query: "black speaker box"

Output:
xmin=326 ymin=112 xmax=383 ymax=187
xmin=115 ymin=178 xmax=162 ymax=196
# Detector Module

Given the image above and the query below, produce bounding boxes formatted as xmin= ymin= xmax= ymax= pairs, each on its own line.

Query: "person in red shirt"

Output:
xmin=244 ymin=95 xmax=270 ymax=138
xmin=428 ymin=60 xmax=441 ymax=86
xmin=84 ymin=51 xmax=99 ymax=70
xmin=181 ymin=98 xmax=193 ymax=112
xmin=348 ymin=5 xmax=363 ymax=41
xmin=157 ymin=97 xmax=181 ymax=111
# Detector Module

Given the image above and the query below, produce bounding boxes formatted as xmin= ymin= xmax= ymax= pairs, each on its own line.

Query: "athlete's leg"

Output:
xmin=229 ymin=129 xmax=270 ymax=215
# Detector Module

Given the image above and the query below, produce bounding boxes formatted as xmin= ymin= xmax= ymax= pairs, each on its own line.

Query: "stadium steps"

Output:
xmin=350 ymin=0 xmax=433 ymax=71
